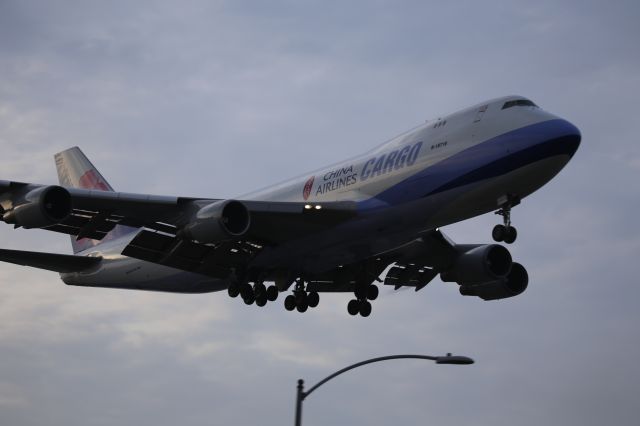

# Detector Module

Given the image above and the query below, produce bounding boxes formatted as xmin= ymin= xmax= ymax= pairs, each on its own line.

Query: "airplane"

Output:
xmin=0 ymin=95 xmax=581 ymax=317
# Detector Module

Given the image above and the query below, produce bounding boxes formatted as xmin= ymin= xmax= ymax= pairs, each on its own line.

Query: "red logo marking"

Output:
xmin=79 ymin=170 xmax=110 ymax=191
xmin=303 ymin=176 xmax=314 ymax=200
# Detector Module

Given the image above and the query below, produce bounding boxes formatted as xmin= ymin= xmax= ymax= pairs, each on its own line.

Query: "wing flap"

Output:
xmin=0 ymin=248 xmax=102 ymax=273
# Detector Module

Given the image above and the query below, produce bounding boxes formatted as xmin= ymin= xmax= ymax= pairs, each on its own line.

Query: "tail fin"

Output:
xmin=54 ymin=146 xmax=114 ymax=191
xmin=54 ymin=147 xmax=133 ymax=254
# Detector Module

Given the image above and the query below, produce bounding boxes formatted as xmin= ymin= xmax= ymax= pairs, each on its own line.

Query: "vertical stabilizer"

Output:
xmin=55 ymin=147 xmax=114 ymax=191
xmin=54 ymin=147 xmax=133 ymax=253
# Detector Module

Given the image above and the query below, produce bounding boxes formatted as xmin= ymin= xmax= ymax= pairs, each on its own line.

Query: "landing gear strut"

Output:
xmin=493 ymin=195 xmax=520 ymax=244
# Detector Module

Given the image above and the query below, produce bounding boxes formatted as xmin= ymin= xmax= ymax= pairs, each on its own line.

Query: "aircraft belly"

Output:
xmin=248 ymin=200 xmax=442 ymax=274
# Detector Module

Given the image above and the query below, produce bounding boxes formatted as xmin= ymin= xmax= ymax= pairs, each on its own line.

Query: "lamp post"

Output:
xmin=294 ymin=353 xmax=474 ymax=426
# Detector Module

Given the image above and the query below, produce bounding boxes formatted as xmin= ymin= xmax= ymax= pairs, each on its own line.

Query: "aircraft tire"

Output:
xmin=359 ymin=300 xmax=372 ymax=317
xmin=295 ymin=291 xmax=307 ymax=304
xmin=240 ymin=283 xmax=254 ymax=300
xmin=347 ymin=299 xmax=360 ymax=316
xmin=504 ymin=226 xmax=517 ymax=244
xmin=296 ymin=299 xmax=308 ymax=312
xmin=256 ymin=295 xmax=267 ymax=307
xmin=307 ymin=291 xmax=320 ymax=308
xmin=284 ymin=295 xmax=296 ymax=311
xmin=254 ymin=282 xmax=267 ymax=299
xmin=367 ymin=284 xmax=379 ymax=301
xmin=266 ymin=285 xmax=279 ymax=302
xmin=243 ymin=293 xmax=255 ymax=305
xmin=492 ymin=224 xmax=506 ymax=242
xmin=227 ymin=282 xmax=240 ymax=298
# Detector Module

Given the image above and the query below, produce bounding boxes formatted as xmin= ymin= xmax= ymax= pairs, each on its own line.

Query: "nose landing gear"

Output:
xmin=492 ymin=195 xmax=520 ymax=244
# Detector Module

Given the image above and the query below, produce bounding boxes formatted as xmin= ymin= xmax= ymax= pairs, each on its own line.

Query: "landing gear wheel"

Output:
xmin=367 ymin=284 xmax=379 ymax=301
xmin=296 ymin=299 xmax=308 ymax=312
xmin=503 ymin=226 xmax=517 ymax=244
xmin=284 ymin=295 xmax=296 ymax=311
xmin=492 ymin=224 xmax=506 ymax=242
xmin=240 ymin=283 xmax=253 ymax=300
xmin=307 ymin=291 xmax=320 ymax=308
xmin=255 ymin=294 xmax=268 ymax=307
xmin=243 ymin=293 xmax=255 ymax=305
xmin=359 ymin=300 xmax=372 ymax=317
xmin=295 ymin=291 xmax=307 ymax=305
xmin=266 ymin=285 xmax=279 ymax=302
xmin=347 ymin=299 xmax=360 ymax=316
xmin=227 ymin=282 xmax=240 ymax=298
xmin=254 ymin=282 xmax=267 ymax=300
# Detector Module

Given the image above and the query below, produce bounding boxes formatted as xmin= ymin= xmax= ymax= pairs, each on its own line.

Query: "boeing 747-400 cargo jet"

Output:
xmin=0 ymin=96 xmax=580 ymax=317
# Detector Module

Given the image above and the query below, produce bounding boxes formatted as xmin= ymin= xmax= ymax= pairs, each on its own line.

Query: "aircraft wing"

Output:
xmin=0 ymin=180 xmax=357 ymax=244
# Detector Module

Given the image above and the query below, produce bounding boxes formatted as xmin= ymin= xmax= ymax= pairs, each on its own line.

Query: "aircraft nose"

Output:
xmin=551 ymin=119 xmax=581 ymax=158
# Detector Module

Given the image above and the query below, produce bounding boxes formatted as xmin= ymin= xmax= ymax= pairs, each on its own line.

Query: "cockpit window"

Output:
xmin=502 ymin=99 xmax=538 ymax=110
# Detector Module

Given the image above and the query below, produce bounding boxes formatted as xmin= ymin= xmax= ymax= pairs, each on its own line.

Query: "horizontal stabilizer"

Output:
xmin=0 ymin=248 xmax=101 ymax=273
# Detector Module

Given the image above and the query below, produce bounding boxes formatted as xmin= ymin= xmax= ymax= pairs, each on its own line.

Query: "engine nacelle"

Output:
xmin=460 ymin=262 xmax=529 ymax=300
xmin=180 ymin=199 xmax=250 ymax=243
xmin=440 ymin=244 xmax=512 ymax=285
xmin=2 ymin=185 xmax=71 ymax=228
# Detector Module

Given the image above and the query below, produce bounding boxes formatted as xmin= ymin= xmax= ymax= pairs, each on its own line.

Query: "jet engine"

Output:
xmin=180 ymin=199 xmax=250 ymax=243
xmin=438 ymin=244 xmax=527 ymax=300
xmin=459 ymin=262 xmax=529 ymax=300
xmin=2 ymin=185 xmax=71 ymax=228
xmin=440 ymin=244 xmax=512 ymax=284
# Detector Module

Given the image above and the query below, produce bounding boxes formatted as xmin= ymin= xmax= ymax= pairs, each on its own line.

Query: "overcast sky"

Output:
xmin=1 ymin=1 xmax=639 ymax=425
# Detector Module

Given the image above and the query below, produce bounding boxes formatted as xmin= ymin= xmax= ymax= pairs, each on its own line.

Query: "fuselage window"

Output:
xmin=502 ymin=99 xmax=538 ymax=110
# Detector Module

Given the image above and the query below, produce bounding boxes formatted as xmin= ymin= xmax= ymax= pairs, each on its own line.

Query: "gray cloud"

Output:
xmin=1 ymin=0 xmax=639 ymax=425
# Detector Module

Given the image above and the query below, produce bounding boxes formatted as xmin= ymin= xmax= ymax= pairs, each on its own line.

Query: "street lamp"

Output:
xmin=294 ymin=353 xmax=474 ymax=426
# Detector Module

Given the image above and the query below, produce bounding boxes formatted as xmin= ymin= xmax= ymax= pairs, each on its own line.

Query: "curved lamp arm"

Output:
xmin=302 ymin=353 xmax=473 ymax=400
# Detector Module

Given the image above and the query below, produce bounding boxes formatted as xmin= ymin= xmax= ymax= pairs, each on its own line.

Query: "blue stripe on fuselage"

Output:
xmin=357 ymin=119 xmax=581 ymax=210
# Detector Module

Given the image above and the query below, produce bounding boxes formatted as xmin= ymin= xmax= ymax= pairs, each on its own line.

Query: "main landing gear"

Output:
xmin=227 ymin=280 xmax=279 ymax=307
xmin=492 ymin=195 xmax=520 ymax=244
xmin=228 ymin=277 xmax=320 ymax=313
xmin=283 ymin=280 xmax=320 ymax=313
xmin=228 ymin=277 xmax=380 ymax=317
xmin=347 ymin=283 xmax=379 ymax=317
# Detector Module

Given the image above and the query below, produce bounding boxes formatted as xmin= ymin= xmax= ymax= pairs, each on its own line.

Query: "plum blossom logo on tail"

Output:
xmin=79 ymin=169 xmax=110 ymax=191
xmin=303 ymin=176 xmax=315 ymax=200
